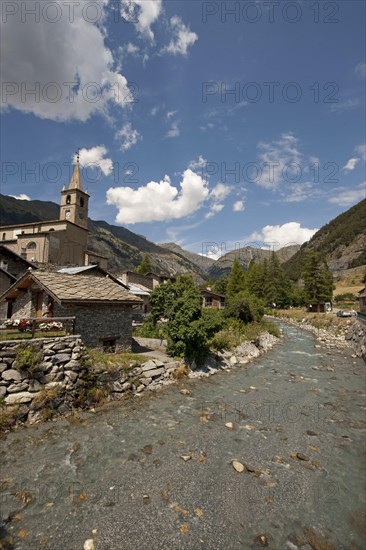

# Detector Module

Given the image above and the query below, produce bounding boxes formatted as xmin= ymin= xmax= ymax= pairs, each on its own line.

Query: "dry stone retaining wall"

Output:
xmin=0 ymin=336 xmax=181 ymax=426
xmin=346 ymin=320 xmax=366 ymax=362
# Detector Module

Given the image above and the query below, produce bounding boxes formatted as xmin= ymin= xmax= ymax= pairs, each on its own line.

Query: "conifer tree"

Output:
xmin=226 ymin=258 xmax=246 ymax=296
xmin=136 ymin=254 xmax=152 ymax=275
xmin=302 ymin=250 xmax=334 ymax=302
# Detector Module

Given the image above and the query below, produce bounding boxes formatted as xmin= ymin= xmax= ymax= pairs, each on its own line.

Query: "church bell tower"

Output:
xmin=60 ymin=152 xmax=89 ymax=230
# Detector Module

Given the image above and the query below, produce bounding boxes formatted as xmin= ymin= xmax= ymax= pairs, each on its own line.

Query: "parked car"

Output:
xmin=336 ymin=309 xmax=356 ymax=317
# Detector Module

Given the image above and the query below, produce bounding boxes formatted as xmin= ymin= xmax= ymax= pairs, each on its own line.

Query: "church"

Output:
xmin=0 ymin=155 xmax=106 ymax=268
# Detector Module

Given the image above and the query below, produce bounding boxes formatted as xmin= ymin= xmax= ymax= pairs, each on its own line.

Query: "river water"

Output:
xmin=0 ymin=324 xmax=365 ymax=550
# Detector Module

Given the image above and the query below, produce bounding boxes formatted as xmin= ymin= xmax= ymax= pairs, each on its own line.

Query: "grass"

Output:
xmin=32 ymin=386 xmax=62 ymax=408
xmin=172 ymin=364 xmax=189 ymax=379
xmin=0 ymin=330 xmax=67 ymax=341
xmin=209 ymin=318 xmax=280 ymax=351
xmin=333 ymin=266 xmax=365 ymax=296
xmin=85 ymin=349 xmax=144 ymax=373
xmin=272 ymin=309 xmax=357 ymax=334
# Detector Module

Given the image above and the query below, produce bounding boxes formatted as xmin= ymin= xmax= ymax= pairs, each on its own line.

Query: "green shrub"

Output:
xmin=15 ymin=345 xmax=42 ymax=376
xmin=137 ymin=318 xmax=165 ymax=339
xmin=225 ymin=292 xmax=264 ymax=324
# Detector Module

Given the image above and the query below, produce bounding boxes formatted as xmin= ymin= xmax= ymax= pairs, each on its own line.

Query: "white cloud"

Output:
xmin=330 ymin=99 xmax=360 ymax=112
xmin=165 ymin=120 xmax=180 ymax=138
xmin=328 ymin=184 xmax=365 ymax=206
xmin=355 ymin=62 xmax=366 ymax=78
xmin=210 ymin=183 xmax=232 ymax=201
xmin=9 ymin=194 xmax=31 ymax=201
xmin=248 ymin=222 xmax=318 ymax=248
xmin=1 ymin=0 xmax=132 ymax=121
xmin=166 ymin=110 xmax=177 ymax=120
xmin=233 ymin=200 xmax=245 ymax=212
xmin=342 ymin=143 xmax=366 ymax=173
xmin=150 ymin=105 xmax=161 ymax=116
xmin=163 ymin=16 xmax=198 ymax=56
xmin=256 ymin=133 xmax=304 ymax=190
xmin=205 ymin=203 xmax=224 ymax=219
xmin=284 ymin=181 xmax=317 ymax=203
xmin=73 ymin=146 xmax=113 ymax=176
xmin=188 ymin=155 xmax=207 ymax=172
xmin=116 ymin=123 xmax=142 ymax=151
xmin=355 ymin=143 xmax=366 ymax=160
xmin=118 ymin=42 xmax=140 ymax=60
xmin=342 ymin=158 xmax=360 ymax=171
xmin=121 ymin=0 xmax=162 ymax=41
xmin=106 ymin=169 xmax=209 ymax=224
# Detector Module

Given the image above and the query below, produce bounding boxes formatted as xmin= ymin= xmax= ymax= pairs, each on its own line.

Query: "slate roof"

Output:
xmin=201 ymin=288 xmax=225 ymax=299
xmin=125 ymin=282 xmax=151 ymax=296
xmin=58 ymin=266 xmax=97 ymax=275
xmin=0 ymin=270 xmax=141 ymax=304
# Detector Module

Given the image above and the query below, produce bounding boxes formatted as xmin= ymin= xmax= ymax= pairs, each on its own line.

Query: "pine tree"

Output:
xmin=302 ymin=250 xmax=333 ymax=302
xmin=226 ymin=258 xmax=247 ymax=296
xmin=136 ymin=254 xmax=152 ymax=275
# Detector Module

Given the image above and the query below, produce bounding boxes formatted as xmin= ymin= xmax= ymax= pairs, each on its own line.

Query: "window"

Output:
xmin=27 ymin=241 xmax=36 ymax=250
xmin=102 ymin=339 xmax=116 ymax=353
xmin=66 ymin=194 xmax=71 ymax=205
xmin=2 ymin=233 xmax=5 ymax=240
xmin=80 ymin=197 xmax=84 ymax=207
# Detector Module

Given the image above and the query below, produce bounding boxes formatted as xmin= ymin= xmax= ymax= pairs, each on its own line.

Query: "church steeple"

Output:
xmin=59 ymin=152 xmax=89 ymax=230
xmin=69 ymin=151 xmax=83 ymax=190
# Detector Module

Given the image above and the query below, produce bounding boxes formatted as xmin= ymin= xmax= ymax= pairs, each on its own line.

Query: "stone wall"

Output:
xmin=0 ymin=336 xmax=86 ymax=424
xmin=0 ymin=336 xmax=181 ymax=427
xmin=346 ymin=320 xmax=366 ymax=362
xmin=54 ymin=303 xmax=133 ymax=351
xmin=11 ymin=290 xmax=33 ymax=319
xmin=126 ymin=272 xmax=154 ymax=290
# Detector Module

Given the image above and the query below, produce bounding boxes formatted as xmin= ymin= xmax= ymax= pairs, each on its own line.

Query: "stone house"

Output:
xmin=359 ymin=287 xmax=366 ymax=315
xmin=201 ymin=288 xmax=226 ymax=309
xmin=0 ymin=270 xmax=142 ymax=351
xmin=0 ymin=245 xmax=38 ymax=318
xmin=121 ymin=282 xmax=151 ymax=318
xmin=119 ymin=271 xmax=176 ymax=291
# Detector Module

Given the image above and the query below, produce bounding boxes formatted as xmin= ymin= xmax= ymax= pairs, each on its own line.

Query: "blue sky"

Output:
xmin=1 ymin=0 xmax=365 ymax=257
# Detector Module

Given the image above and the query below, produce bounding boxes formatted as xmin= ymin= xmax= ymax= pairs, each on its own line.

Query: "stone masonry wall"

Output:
xmin=53 ymin=303 xmax=133 ymax=351
xmin=0 ymin=336 xmax=181 ymax=426
xmin=11 ymin=291 xmax=33 ymax=319
xmin=346 ymin=320 xmax=366 ymax=362
xmin=0 ymin=336 xmax=86 ymax=424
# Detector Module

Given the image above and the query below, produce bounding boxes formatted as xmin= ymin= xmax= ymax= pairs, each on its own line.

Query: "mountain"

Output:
xmin=2 ymin=194 xmax=365 ymax=282
xmin=159 ymin=242 xmax=215 ymax=273
xmin=0 ymin=195 xmax=207 ymax=280
xmin=0 ymin=194 xmax=60 ymax=225
xmin=206 ymin=244 xmax=301 ymax=279
xmin=283 ymin=198 xmax=366 ymax=280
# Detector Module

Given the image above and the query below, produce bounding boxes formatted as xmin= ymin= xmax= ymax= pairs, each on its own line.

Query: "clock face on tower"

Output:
xmin=65 ymin=210 xmax=70 ymax=220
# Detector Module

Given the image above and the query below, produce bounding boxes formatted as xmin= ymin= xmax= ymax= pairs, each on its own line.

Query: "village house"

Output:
xmin=0 ymin=245 xmax=38 ymax=318
xmin=119 ymin=271 xmax=176 ymax=290
xmin=201 ymin=288 xmax=226 ymax=309
xmin=0 ymin=270 xmax=142 ymax=351
xmin=0 ymin=155 xmax=107 ymax=269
